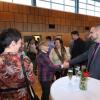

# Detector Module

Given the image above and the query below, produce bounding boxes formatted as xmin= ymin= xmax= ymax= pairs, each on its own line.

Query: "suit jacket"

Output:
xmin=70 ymin=43 xmax=100 ymax=80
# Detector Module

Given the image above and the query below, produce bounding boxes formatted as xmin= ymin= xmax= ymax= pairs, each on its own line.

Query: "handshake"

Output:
xmin=61 ymin=60 xmax=70 ymax=69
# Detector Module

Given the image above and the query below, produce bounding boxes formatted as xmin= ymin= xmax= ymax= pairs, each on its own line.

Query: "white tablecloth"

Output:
xmin=50 ymin=76 xmax=100 ymax=100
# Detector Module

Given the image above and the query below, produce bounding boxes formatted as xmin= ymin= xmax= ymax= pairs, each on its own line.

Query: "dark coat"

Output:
xmin=71 ymin=38 xmax=86 ymax=59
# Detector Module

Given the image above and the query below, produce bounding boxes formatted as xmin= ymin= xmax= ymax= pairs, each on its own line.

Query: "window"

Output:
xmin=52 ymin=0 xmax=64 ymax=4
xmin=79 ymin=0 xmax=87 ymax=3
xmin=65 ymin=0 xmax=75 ymax=6
xmin=36 ymin=0 xmax=50 ymax=8
xmin=36 ymin=0 xmax=75 ymax=13
xmin=65 ymin=6 xmax=75 ymax=13
xmin=95 ymin=7 xmax=100 ymax=12
xmin=79 ymin=0 xmax=100 ymax=17
xmin=0 ymin=0 xmax=12 ymax=2
xmin=87 ymin=4 xmax=94 ymax=10
xmin=0 ymin=0 xmax=32 ymax=5
xmin=13 ymin=0 xmax=32 ymax=5
xmin=95 ymin=11 xmax=100 ymax=17
xmin=79 ymin=3 xmax=86 ymax=9
xmin=87 ymin=10 xmax=94 ymax=16
xmin=87 ymin=0 xmax=94 ymax=5
xmin=95 ymin=1 xmax=100 ymax=7
xmin=79 ymin=9 xmax=86 ymax=14
xmin=52 ymin=3 xmax=64 ymax=11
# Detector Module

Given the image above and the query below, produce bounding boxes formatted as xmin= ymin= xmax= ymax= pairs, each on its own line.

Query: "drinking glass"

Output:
xmin=74 ymin=67 xmax=80 ymax=90
xmin=78 ymin=70 xmax=81 ymax=76
xmin=67 ymin=69 xmax=73 ymax=88
xmin=75 ymin=66 xmax=80 ymax=77
xmin=68 ymin=69 xmax=73 ymax=80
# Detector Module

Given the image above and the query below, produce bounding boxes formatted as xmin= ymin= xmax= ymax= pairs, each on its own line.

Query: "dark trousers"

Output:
xmin=40 ymin=81 xmax=51 ymax=100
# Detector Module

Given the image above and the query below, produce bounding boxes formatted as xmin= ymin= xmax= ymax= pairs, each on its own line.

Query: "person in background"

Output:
xmin=66 ymin=25 xmax=100 ymax=80
xmin=46 ymin=36 xmax=55 ymax=53
xmin=69 ymin=39 xmax=74 ymax=54
xmin=49 ymin=38 xmax=71 ymax=79
xmin=70 ymin=31 xmax=86 ymax=59
xmin=36 ymin=40 xmax=68 ymax=100
xmin=70 ymin=31 xmax=87 ymax=73
xmin=28 ymin=38 xmax=38 ymax=60
xmin=0 ymin=28 xmax=35 ymax=100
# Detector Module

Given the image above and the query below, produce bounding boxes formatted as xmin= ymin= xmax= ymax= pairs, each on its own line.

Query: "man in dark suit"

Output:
xmin=70 ymin=31 xmax=86 ymax=59
xmin=66 ymin=25 xmax=100 ymax=80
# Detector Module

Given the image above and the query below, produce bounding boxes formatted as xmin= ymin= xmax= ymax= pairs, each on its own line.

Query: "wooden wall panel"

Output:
xmin=10 ymin=22 xmax=15 ymax=28
xmin=0 ymin=1 xmax=100 ymax=45
xmin=0 ymin=12 xmax=14 ymax=21
xmin=14 ymin=14 xmax=24 ymax=22
xmin=9 ymin=4 xmax=19 ymax=13
xmin=27 ymin=23 xmax=32 ymax=32
xmin=30 ymin=7 xmax=35 ymax=14
xmin=0 ymin=2 xmax=3 ymax=11
xmin=0 ymin=22 xmax=6 ymax=31
xmin=22 ymin=6 xmax=31 ymax=14
xmin=38 ymin=8 xmax=49 ymax=16
xmin=48 ymin=17 xmax=55 ymax=24
xmin=34 ymin=7 xmax=39 ymax=16
xmin=23 ymin=23 xmax=28 ymax=32
xmin=3 ymin=2 xmax=9 ymax=12
xmin=23 ymin=15 xmax=28 ymax=23
xmin=28 ymin=15 xmax=34 ymax=23
xmin=15 ymin=22 xmax=23 ymax=31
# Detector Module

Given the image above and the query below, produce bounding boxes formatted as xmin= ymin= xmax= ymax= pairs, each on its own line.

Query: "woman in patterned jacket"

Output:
xmin=0 ymin=28 xmax=35 ymax=100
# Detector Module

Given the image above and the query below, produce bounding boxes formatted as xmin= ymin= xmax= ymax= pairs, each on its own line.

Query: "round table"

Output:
xmin=50 ymin=76 xmax=100 ymax=100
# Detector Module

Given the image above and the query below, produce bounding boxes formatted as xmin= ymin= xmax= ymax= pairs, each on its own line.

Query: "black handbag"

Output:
xmin=21 ymin=55 xmax=39 ymax=100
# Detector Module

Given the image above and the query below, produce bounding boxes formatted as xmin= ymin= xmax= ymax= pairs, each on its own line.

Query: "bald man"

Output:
xmin=67 ymin=25 xmax=100 ymax=80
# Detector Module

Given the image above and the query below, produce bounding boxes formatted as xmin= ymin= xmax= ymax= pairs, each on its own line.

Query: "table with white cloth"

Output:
xmin=50 ymin=76 xmax=100 ymax=100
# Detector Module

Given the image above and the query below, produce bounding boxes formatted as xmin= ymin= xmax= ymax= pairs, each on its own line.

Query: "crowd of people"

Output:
xmin=0 ymin=24 xmax=100 ymax=100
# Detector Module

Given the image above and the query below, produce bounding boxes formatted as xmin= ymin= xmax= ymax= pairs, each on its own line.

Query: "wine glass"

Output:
xmin=75 ymin=66 xmax=80 ymax=78
xmin=67 ymin=69 xmax=73 ymax=80
xmin=78 ymin=70 xmax=81 ymax=77
xmin=67 ymin=69 xmax=73 ymax=88
xmin=74 ymin=67 xmax=80 ymax=90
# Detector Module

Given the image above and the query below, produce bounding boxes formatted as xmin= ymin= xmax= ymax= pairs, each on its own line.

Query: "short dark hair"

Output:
xmin=0 ymin=28 xmax=22 ymax=54
xmin=54 ymin=38 xmax=63 ymax=46
xmin=71 ymin=31 xmax=79 ymax=36
xmin=46 ymin=36 xmax=51 ymax=41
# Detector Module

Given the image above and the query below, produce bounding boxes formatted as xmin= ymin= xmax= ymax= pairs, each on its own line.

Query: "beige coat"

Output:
xmin=49 ymin=46 xmax=71 ymax=65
